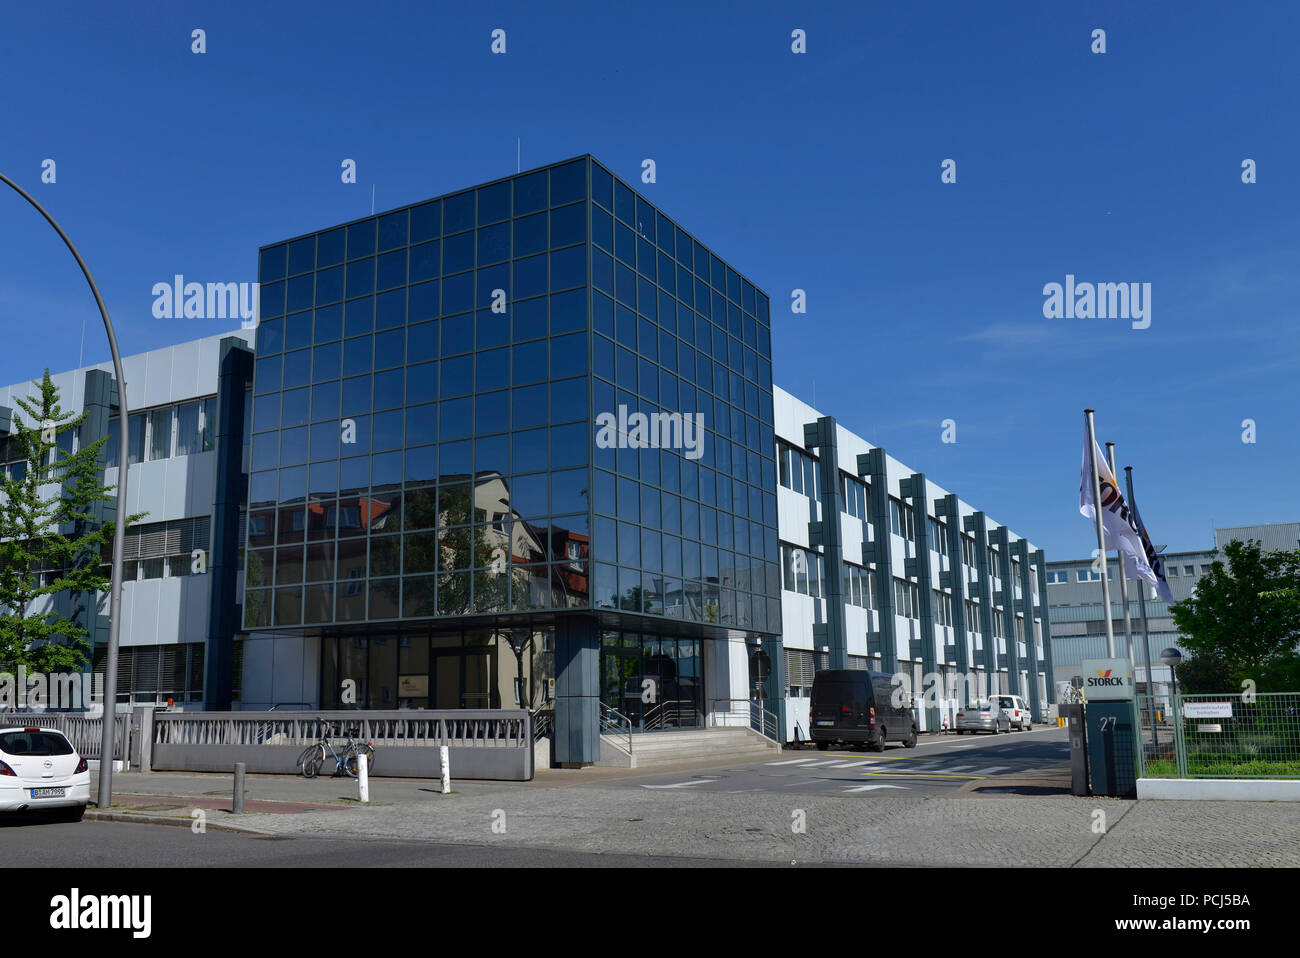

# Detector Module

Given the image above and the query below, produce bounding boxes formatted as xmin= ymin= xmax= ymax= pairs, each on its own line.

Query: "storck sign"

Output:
xmin=1080 ymin=658 xmax=1135 ymax=701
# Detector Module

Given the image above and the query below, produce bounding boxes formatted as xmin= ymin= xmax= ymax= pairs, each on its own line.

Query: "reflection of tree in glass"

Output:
xmin=398 ymin=480 xmax=531 ymax=617
xmin=619 ymin=586 xmax=644 ymax=612
xmin=243 ymin=551 xmax=268 ymax=627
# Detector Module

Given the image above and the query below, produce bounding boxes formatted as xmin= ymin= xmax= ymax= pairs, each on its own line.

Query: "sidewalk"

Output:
xmin=85 ymin=767 xmax=1300 ymax=865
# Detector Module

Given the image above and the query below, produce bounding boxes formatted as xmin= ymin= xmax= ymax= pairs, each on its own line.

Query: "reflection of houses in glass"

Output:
xmin=532 ymin=521 xmax=589 ymax=608
xmin=232 ymin=156 xmax=782 ymax=767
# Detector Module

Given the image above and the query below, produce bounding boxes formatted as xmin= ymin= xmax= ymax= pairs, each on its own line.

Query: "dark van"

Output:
xmin=810 ymin=670 xmax=917 ymax=751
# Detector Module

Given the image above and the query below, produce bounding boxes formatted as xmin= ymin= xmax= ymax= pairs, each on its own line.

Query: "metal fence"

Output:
xmin=1142 ymin=692 xmax=1300 ymax=780
xmin=149 ymin=710 xmax=534 ymax=779
xmin=0 ymin=712 xmax=131 ymax=763
xmin=154 ymin=711 xmax=530 ymax=749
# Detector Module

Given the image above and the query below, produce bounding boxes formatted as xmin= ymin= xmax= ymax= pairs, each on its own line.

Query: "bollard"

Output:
xmin=440 ymin=745 xmax=451 ymax=795
xmin=233 ymin=762 xmax=245 ymax=814
xmin=357 ymin=751 xmax=369 ymax=804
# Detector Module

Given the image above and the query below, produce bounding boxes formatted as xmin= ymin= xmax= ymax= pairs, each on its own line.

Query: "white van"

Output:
xmin=993 ymin=694 xmax=1032 ymax=730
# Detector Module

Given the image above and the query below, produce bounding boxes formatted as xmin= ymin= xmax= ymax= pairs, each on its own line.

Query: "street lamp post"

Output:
xmin=1 ymin=173 xmax=130 ymax=810
xmin=1161 ymin=647 xmax=1183 ymax=707
xmin=506 ymin=627 xmax=533 ymax=710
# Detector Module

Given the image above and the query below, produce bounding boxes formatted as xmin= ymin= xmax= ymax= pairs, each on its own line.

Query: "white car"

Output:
xmin=0 ymin=727 xmax=90 ymax=821
xmin=994 ymin=694 xmax=1033 ymax=731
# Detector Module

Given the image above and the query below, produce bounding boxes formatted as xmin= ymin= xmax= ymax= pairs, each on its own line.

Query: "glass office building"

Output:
xmin=242 ymin=156 xmax=781 ymax=763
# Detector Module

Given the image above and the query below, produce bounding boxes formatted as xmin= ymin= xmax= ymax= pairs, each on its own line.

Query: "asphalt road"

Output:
xmin=614 ymin=725 xmax=1070 ymax=796
xmin=0 ymin=818 xmax=781 ymax=867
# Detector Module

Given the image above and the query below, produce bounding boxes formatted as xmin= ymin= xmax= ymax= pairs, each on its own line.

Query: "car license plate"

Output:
xmin=31 ymin=787 xmax=67 ymax=799
xmin=815 ymin=720 xmax=834 ymax=727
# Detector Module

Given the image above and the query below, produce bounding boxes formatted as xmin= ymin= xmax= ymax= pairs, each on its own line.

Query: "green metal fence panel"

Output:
xmin=1146 ymin=692 xmax=1300 ymax=780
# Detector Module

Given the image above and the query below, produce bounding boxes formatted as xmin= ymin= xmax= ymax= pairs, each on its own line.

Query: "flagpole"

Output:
xmin=1125 ymin=465 xmax=1158 ymax=748
xmin=1106 ymin=442 xmax=1134 ymax=666
xmin=1085 ymin=410 xmax=1117 ymax=657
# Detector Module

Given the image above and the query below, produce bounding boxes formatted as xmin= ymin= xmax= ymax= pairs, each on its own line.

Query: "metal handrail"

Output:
xmin=530 ymin=706 xmax=555 ymax=739
xmin=708 ymin=697 xmax=780 ymax=744
xmin=599 ymin=702 xmax=633 ymax=756
xmin=642 ymin=699 xmax=699 ymax=730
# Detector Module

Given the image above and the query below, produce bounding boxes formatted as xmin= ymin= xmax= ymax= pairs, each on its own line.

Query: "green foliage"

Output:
xmin=1171 ymin=539 xmax=1300 ymax=691
xmin=0 ymin=371 xmax=141 ymax=672
xmin=1175 ymin=652 xmax=1233 ymax=695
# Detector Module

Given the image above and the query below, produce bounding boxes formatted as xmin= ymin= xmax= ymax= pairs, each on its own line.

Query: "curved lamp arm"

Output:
xmin=0 ymin=172 xmax=130 ymax=810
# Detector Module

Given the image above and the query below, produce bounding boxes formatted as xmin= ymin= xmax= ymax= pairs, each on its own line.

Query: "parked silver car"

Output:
xmin=954 ymin=701 xmax=1010 ymax=734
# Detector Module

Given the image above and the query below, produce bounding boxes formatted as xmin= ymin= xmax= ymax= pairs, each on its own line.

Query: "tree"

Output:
xmin=0 ymin=371 xmax=138 ymax=673
xmin=1171 ymin=539 xmax=1300 ymax=690
xmin=1174 ymin=652 xmax=1233 ymax=695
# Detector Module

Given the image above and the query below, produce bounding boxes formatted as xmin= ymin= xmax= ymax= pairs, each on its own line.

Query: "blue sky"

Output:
xmin=1 ymin=0 xmax=1296 ymax=559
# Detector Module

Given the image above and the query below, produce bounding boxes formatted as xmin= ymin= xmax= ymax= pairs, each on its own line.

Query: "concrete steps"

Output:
xmin=598 ymin=726 xmax=780 ymax=768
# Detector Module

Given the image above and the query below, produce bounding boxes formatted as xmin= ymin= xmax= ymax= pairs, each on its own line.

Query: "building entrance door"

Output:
xmin=599 ymin=631 xmax=703 ymax=730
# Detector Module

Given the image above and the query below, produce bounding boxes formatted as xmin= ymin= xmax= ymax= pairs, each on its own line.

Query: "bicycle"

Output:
xmin=297 ymin=721 xmax=378 ymax=779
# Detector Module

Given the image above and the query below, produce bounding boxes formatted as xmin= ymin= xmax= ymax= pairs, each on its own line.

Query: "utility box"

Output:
xmin=1061 ymin=703 xmax=1089 ymax=796
xmin=1080 ymin=657 xmax=1140 ymax=798
xmin=1086 ymin=701 xmax=1139 ymax=798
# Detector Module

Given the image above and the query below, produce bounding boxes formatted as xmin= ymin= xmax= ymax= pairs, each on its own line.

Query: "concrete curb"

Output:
xmin=85 ymin=809 xmax=277 ymax=836
xmin=1137 ymin=777 xmax=1300 ymax=801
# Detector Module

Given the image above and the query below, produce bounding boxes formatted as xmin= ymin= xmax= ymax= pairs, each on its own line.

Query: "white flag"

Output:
xmin=1079 ymin=425 xmax=1163 ymax=596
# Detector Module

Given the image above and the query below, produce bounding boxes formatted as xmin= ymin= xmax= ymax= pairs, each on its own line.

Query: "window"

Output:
xmin=781 ymin=543 xmax=823 ymax=597
xmin=934 ymin=590 xmax=954 ymax=627
xmin=1047 ymin=570 xmax=1068 ymax=584
xmin=127 ymin=412 xmax=145 ymax=465
xmin=1167 ymin=566 xmax=1178 ymax=577
xmin=107 ymin=397 xmax=217 ymax=467
xmin=147 ymin=407 xmax=172 ymax=461
xmin=175 ymin=398 xmax=216 ymax=456
xmin=892 ymin=578 xmax=919 ymax=619
xmin=102 ymin=516 xmax=211 ymax=582
xmin=843 ymin=562 xmax=876 ymax=609
xmin=889 ymin=499 xmax=914 ymax=538
xmin=842 ymin=474 xmax=869 ymax=519
xmin=777 ymin=440 xmax=818 ymax=499
xmin=1184 ymin=565 xmax=1195 ymax=576
xmin=784 ymin=648 xmax=816 ymax=697
xmin=1076 ymin=568 xmax=1101 ymax=582
xmin=928 ymin=517 xmax=948 ymax=556
xmin=1200 ymin=564 xmax=1211 ymax=574
xmin=176 ymin=401 xmax=200 ymax=456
